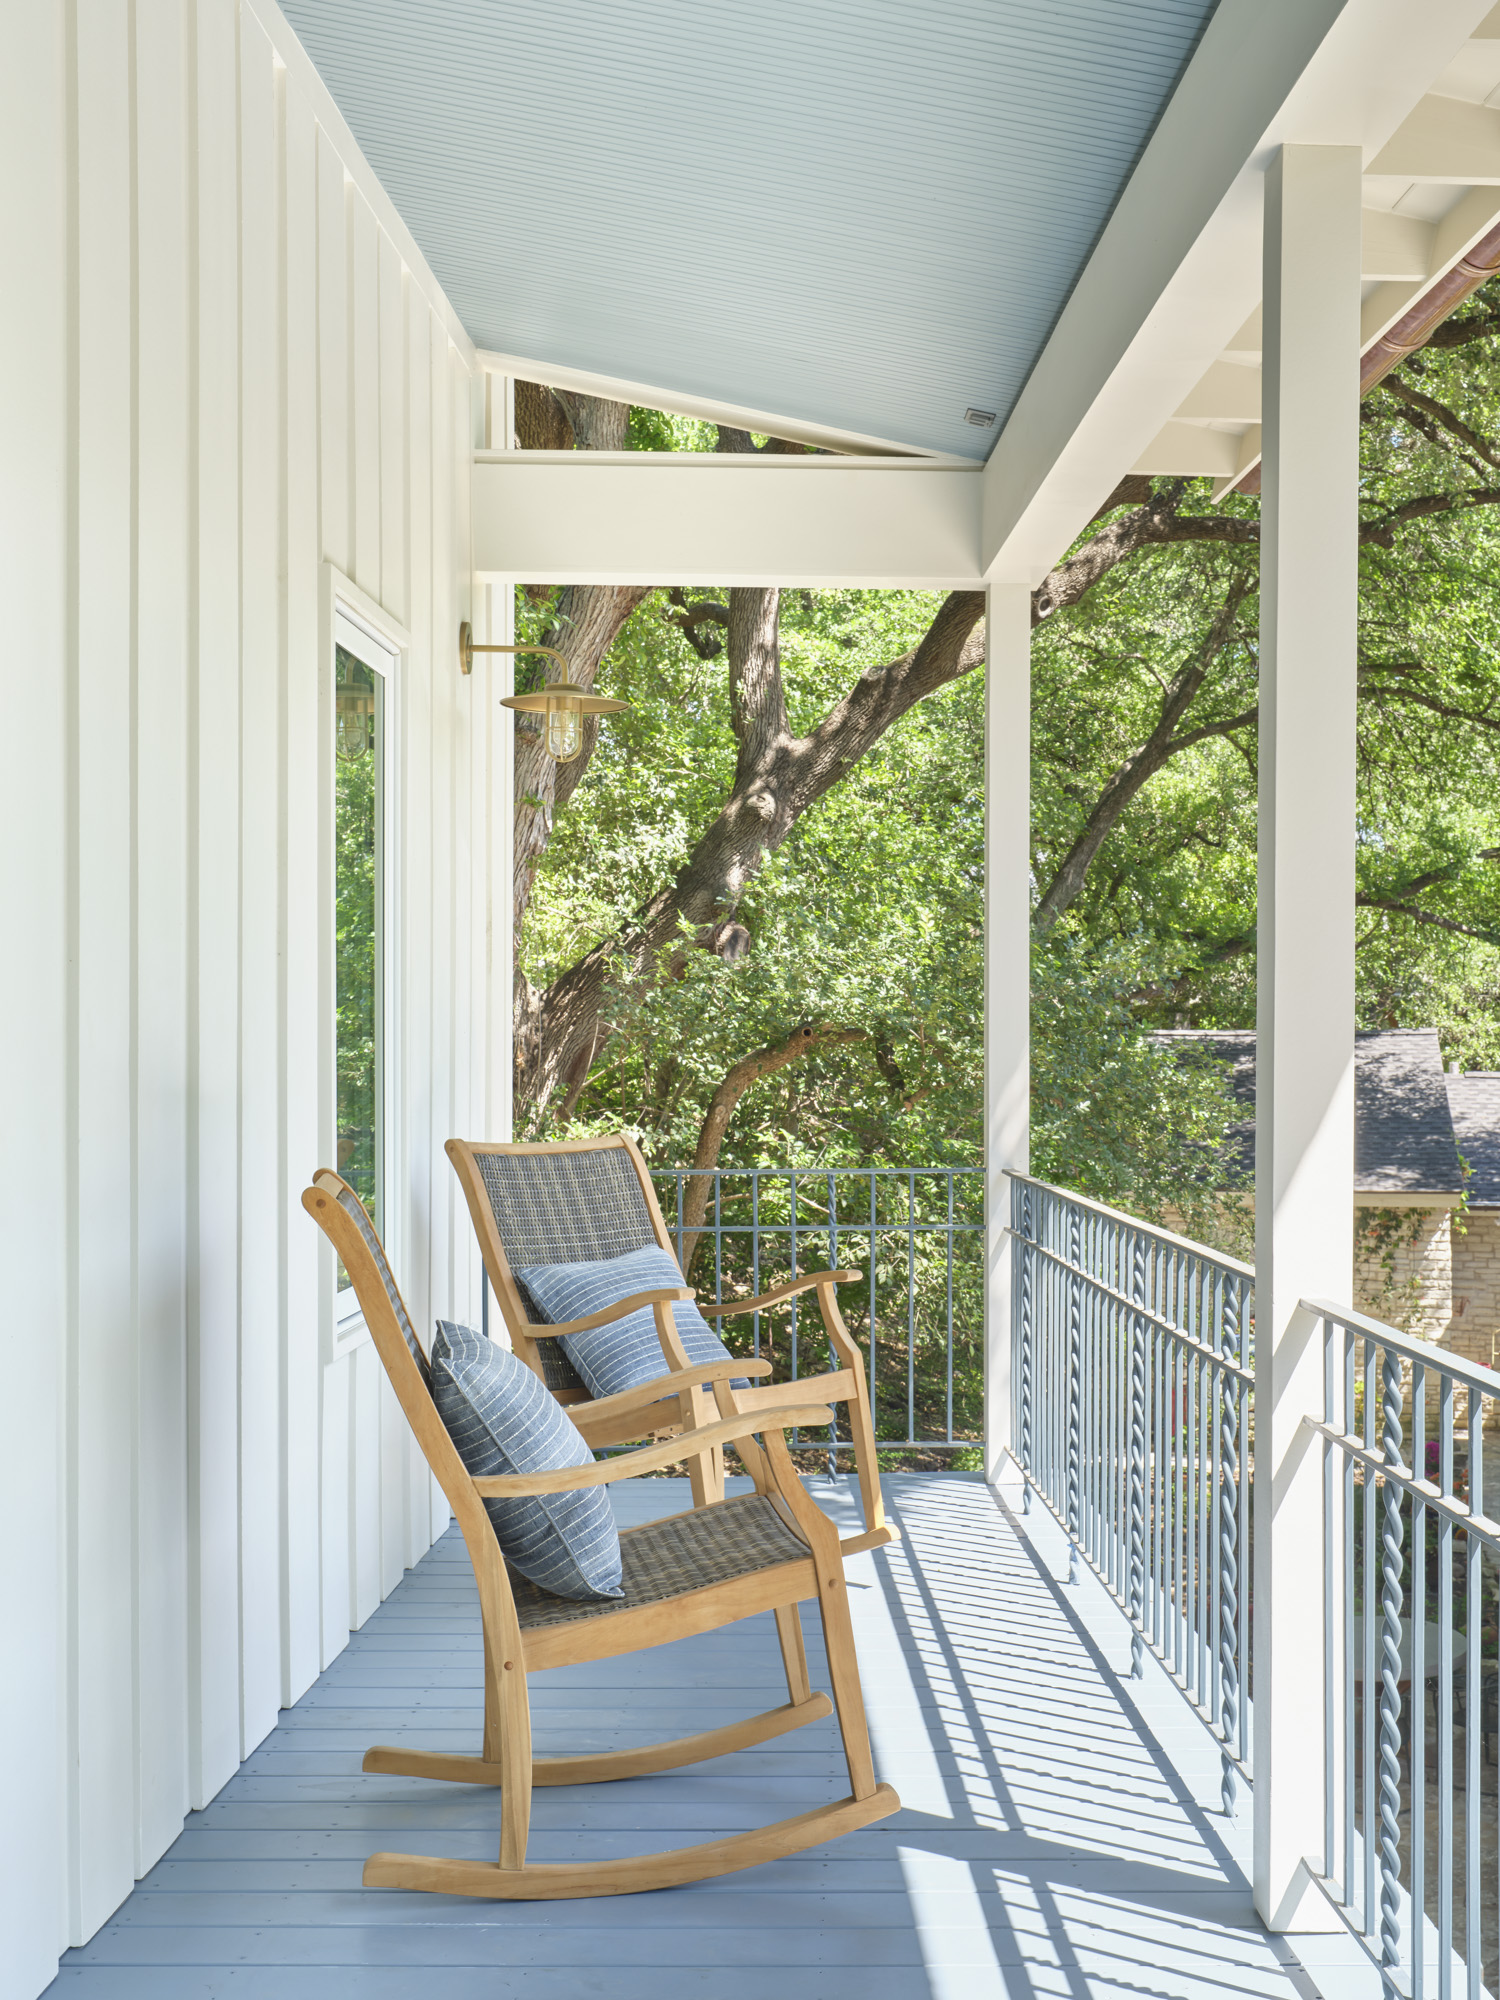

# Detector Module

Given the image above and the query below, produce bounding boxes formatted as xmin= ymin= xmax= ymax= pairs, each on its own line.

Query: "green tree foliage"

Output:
xmin=516 ymin=293 xmax=1500 ymax=1225
xmin=521 ymin=587 xmax=1241 ymax=1220
xmin=335 ymin=700 xmax=378 ymax=1217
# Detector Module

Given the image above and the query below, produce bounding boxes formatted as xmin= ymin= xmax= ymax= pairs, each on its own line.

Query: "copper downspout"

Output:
xmin=1234 ymin=217 xmax=1500 ymax=497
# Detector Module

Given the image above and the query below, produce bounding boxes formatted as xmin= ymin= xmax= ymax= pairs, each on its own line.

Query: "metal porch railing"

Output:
xmin=1306 ymin=1302 xmax=1500 ymax=2000
xmin=652 ymin=1166 xmax=985 ymax=1459
xmin=1009 ymin=1174 xmax=1254 ymax=1811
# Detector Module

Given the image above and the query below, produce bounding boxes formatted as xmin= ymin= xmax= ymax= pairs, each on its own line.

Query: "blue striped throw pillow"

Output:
xmin=430 ymin=1321 xmax=622 ymax=1601
xmin=517 ymin=1244 xmax=748 ymax=1401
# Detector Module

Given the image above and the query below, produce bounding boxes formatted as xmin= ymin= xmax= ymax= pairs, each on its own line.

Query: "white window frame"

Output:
xmin=321 ymin=566 xmax=408 ymax=1359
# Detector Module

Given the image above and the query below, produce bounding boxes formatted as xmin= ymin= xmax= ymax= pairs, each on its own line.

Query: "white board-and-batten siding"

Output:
xmin=0 ymin=4 xmax=509 ymax=1994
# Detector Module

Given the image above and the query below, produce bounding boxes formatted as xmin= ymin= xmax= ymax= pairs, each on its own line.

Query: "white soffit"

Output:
xmin=982 ymin=0 xmax=1500 ymax=582
xmin=274 ymin=0 xmax=1220 ymax=463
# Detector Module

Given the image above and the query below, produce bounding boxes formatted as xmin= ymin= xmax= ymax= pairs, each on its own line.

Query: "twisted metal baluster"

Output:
xmin=1128 ymin=1228 xmax=1147 ymax=1677
xmin=1017 ymin=1178 xmax=1034 ymax=1515
xmin=1378 ymin=1345 xmax=1405 ymax=1994
xmin=1067 ymin=1200 xmax=1082 ymax=1586
xmin=1218 ymin=1280 xmax=1242 ymax=1815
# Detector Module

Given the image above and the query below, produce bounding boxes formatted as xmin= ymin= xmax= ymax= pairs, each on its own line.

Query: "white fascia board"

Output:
xmin=1352 ymin=1190 xmax=1462 ymax=1208
xmin=980 ymin=0 xmax=1495 ymax=583
xmin=471 ymin=454 xmax=983 ymax=588
xmin=475 ymin=349 xmax=978 ymax=466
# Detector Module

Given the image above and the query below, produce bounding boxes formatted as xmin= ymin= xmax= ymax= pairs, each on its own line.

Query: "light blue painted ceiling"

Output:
xmin=280 ymin=0 xmax=1220 ymax=460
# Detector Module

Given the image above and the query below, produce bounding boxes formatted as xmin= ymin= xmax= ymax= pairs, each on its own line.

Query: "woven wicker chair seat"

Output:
xmin=508 ymin=1493 xmax=810 ymax=1632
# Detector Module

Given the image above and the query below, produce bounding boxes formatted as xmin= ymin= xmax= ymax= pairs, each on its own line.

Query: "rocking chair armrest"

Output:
xmin=697 ymin=1270 xmax=862 ymax=1318
xmin=520 ymin=1286 xmax=694 ymax=1342
xmin=572 ymin=1357 xmax=773 ymax=1428
xmin=470 ymin=1405 xmax=835 ymax=1497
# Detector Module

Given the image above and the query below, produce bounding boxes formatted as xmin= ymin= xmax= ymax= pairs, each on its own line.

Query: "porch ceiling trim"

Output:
xmin=474 ymin=350 xmax=976 ymax=466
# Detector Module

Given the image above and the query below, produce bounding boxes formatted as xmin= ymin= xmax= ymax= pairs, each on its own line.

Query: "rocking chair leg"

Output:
xmin=498 ymin=1680 xmax=533 ymax=1872
xmin=774 ymin=1603 xmax=811 ymax=1705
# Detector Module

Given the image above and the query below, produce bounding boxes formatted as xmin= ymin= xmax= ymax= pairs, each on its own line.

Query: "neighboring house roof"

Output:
xmin=1151 ymin=1028 xmax=1464 ymax=1199
xmin=1446 ymin=1073 xmax=1500 ymax=1211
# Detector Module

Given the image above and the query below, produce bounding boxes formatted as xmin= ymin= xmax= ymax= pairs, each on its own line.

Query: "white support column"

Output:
xmin=984 ymin=578 xmax=1031 ymax=1486
xmin=1253 ymin=144 xmax=1361 ymax=1933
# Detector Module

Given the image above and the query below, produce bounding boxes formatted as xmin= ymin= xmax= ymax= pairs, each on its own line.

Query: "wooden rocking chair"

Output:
xmin=445 ymin=1133 xmax=895 ymax=1556
xmin=303 ymin=1168 xmax=899 ymax=1898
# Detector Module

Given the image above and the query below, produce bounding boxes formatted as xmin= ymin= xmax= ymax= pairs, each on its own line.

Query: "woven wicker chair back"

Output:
xmin=334 ymin=1184 xmax=431 ymax=1386
xmin=473 ymin=1146 xmax=663 ymax=1270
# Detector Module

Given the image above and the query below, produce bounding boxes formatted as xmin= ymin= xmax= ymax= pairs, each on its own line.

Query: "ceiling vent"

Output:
xmin=964 ymin=407 xmax=996 ymax=427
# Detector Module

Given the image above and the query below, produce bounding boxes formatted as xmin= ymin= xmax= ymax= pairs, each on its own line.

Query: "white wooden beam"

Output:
xmin=471 ymin=454 xmax=984 ymax=587
xmin=1360 ymin=183 xmax=1500 ymax=349
xmin=1368 ymin=91 xmax=1500 ymax=181
xmin=1211 ymin=424 xmax=1263 ymax=502
xmin=474 ymin=349 xmax=976 ymax=465
xmin=1253 ymin=143 xmax=1361 ymax=1937
xmin=984 ymin=580 xmax=1030 ymax=1488
xmin=980 ymin=0 xmax=1493 ymax=584
xmin=1131 ymin=423 xmax=1244 ymax=476
xmin=1171 ymin=361 xmax=1263 ymax=424
xmin=1360 ymin=207 xmax=1434 ymax=281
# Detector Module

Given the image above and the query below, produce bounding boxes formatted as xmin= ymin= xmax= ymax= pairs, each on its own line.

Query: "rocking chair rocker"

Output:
xmin=445 ymin=1133 xmax=895 ymax=1556
xmin=303 ymin=1168 xmax=899 ymax=1898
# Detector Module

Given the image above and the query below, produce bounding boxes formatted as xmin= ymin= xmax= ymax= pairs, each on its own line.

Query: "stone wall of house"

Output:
xmin=1449 ymin=1209 xmax=1500 ymax=1371
xmin=1353 ymin=1206 xmax=1452 ymax=1342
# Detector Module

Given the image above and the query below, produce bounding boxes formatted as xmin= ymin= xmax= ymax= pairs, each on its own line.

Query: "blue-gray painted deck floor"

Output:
xmin=45 ymin=1473 xmax=1366 ymax=1999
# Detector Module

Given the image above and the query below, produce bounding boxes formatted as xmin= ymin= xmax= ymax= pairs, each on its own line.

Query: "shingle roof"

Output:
xmin=1446 ymin=1073 xmax=1500 ymax=1209
xmin=1150 ymin=1028 xmax=1464 ymax=1197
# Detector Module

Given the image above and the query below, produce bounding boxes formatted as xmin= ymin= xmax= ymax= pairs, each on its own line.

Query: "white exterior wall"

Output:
xmin=0 ymin=4 xmax=505 ymax=1992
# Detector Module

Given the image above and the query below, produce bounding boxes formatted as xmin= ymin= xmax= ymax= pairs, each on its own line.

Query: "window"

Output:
xmin=333 ymin=612 xmax=393 ymax=1298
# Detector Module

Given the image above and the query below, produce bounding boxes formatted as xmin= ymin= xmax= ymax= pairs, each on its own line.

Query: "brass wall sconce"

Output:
xmin=459 ymin=620 xmax=628 ymax=763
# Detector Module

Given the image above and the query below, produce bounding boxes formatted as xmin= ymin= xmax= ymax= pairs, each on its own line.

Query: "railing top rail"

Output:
xmin=658 ymin=1165 xmax=983 ymax=1178
xmin=1009 ymin=1173 xmax=1255 ymax=1283
xmin=1302 ymin=1292 xmax=1500 ymax=1402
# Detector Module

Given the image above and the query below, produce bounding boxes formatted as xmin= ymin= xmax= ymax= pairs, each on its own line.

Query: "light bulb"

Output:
xmin=547 ymin=701 xmax=582 ymax=762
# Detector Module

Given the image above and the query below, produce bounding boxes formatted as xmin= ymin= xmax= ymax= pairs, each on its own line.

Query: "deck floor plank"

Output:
xmin=44 ymin=1473 xmax=1356 ymax=1999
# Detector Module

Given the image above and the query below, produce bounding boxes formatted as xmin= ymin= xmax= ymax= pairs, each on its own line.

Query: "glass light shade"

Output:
xmin=336 ymin=693 xmax=375 ymax=760
xmin=547 ymin=700 xmax=583 ymax=762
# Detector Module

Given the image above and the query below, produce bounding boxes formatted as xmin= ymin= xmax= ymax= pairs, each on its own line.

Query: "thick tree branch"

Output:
xmin=678 ymin=1022 xmax=866 ymax=1270
xmin=1033 ymin=578 xmax=1252 ymax=930
xmin=1379 ymin=375 xmax=1500 ymax=478
xmin=1354 ymin=896 xmax=1500 ymax=946
xmin=1421 ymin=308 xmax=1500 ymax=351
xmin=664 ymin=589 xmax=730 ymax=659
xmin=1361 ymin=486 xmax=1500 ymax=543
